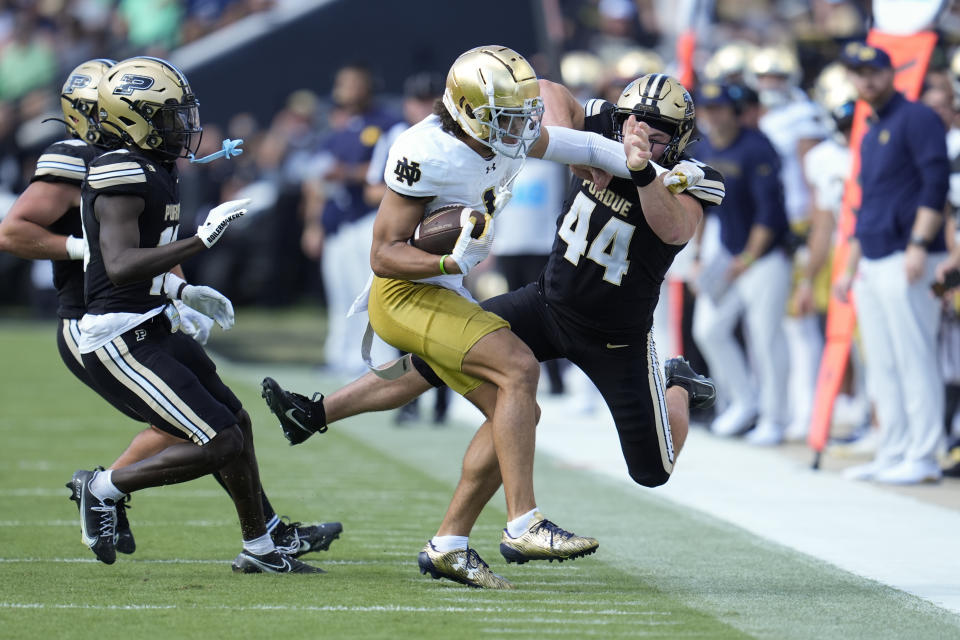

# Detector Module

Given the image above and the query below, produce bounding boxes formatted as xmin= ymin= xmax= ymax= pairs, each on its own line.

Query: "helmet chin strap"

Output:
xmin=187 ymin=138 xmax=244 ymax=164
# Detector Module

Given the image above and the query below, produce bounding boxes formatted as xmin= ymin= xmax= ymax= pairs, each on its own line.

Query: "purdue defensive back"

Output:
xmin=70 ymin=56 xmax=322 ymax=574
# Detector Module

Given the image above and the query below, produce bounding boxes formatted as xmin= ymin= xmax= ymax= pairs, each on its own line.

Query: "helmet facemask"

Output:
xmin=611 ymin=74 xmax=695 ymax=167
xmin=121 ymin=94 xmax=203 ymax=160
xmin=473 ymin=96 xmax=544 ymax=159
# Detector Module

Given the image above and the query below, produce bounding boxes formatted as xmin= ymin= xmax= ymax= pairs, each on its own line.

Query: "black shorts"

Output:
xmin=57 ymin=317 xmax=144 ymax=422
xmin=80 ymin=314 xmax=242 ymax=445
xmin=415 ymin=282 xmax=676 ymax=487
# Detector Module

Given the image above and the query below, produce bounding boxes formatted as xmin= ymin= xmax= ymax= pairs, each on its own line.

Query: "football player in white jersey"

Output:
xmin=264 ymin=45 xmax=678 ymax=589
xmin=747 ymin=45 xmax=829 ymax=445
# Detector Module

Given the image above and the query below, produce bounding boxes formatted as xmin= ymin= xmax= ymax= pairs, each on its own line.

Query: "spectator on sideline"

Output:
xmin=835 ymin=43 xmax=949 ymax=485
xmin=301 ymin=63 xmax=400 ymax=376
xmin=691 ymin=81 xmax=792 ymax=443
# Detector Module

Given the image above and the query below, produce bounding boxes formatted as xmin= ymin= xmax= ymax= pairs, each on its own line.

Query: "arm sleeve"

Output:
xmin=906 ymin=104 xmax=949 ymax=212
xmin=541 ymin=126 xmax=631 ymax=178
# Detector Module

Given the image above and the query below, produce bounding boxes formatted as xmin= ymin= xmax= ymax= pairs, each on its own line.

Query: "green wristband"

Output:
xmin=439 ymin=254 xmax=449 ymax=275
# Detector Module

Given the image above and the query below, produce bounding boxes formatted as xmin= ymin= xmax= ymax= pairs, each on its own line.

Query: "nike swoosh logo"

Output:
xmin=78 ymin=479 xmax=97 ymax=547
xmin=606 ymin=343 xmax=630 ymax=349
xmin=284 ymin=408 xmax=310 ymax=432
xmin=246 ymin=554 xmax=291 ymax=572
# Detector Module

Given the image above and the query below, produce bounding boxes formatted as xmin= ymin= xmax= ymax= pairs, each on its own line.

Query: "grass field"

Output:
xmin=1 ymin=319 xmax=959 ymax=639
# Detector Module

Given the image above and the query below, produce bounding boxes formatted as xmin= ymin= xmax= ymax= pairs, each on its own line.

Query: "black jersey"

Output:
xmin=29 ymin=139 xmax=101 ymax=319
xmin=81 ymin=148 xmax=181 ymax=315
xmin=541 ymin=100 xmax=725 ymax=340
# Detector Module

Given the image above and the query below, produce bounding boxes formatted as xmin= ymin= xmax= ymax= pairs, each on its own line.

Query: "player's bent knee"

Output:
xmin=205 ymin=425 xmax=244 ymax=467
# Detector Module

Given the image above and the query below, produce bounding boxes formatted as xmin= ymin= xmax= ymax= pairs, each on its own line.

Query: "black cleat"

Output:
xmin=231 ymin=549 xmax=325 ymax=574
xmin=664 ymin=357 xmax=716 ymax=410
xmin=71 ymin=469 xmax=117 ymax=565
xmin=67 ymin=467 xmax=134 ymax=555
xmin=261 ymin=377 xmax=327 ymax=445
xmin=272 ymin=517 xmax=343 ymax=557
xmin=115 ymin=496 xmax=135 ymax=555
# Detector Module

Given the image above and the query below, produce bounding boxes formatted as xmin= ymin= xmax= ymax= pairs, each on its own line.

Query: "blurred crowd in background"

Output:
xmin=2 ymin=0 xmax=960 ymax=476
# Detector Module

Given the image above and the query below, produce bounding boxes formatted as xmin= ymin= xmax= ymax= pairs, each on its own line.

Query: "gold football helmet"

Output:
xmin=97 ymin=56 xmax=202 ymax=160
xmin=613 ymin=48 xmax=664 ymax=82
xmin=560 ymin=50 xmax=604 ymax=93
xmin=613 ymin=74 xmax=695 ymax=166
xmin=59 ymin=58 xmax=115 ymax=143
xmin=441 ymin=45 xmax=544 ymax=158
xmin=703 ymin=41 xmax=757 ymax=83
xmin=814 ymin=62 xmax=857 ymax=132
xmin=748 ymin=45 xmax=801 ymax=85
xmin=813 ymin=62 xmax=857 ymax=112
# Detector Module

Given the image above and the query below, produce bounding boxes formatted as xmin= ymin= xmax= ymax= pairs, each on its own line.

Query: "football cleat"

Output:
xmin=499 ymin=512 xmax=598 ymax=564
xmin=261 ymin=377 xmax=327 ymax=445
xmin=71 ymin=469 xmax=117 ymax=565
xmin=115 ymin=496 xmax=136 ymax=555
xmin=664 ymin=356 xmax=717 ymax=410
xmin=418 ymin=542 xmax=514 ymax=589
xmin=231 ymin=549 xmax=325 ymax=574
xmin=272 ymin=517 xmax=343 ymax=557
xmin=67 ymin=467 xmax=135 ymax=555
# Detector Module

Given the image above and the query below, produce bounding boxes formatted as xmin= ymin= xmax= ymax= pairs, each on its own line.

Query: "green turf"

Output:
xmin=1 ymin=320 xmax=958 ymax=639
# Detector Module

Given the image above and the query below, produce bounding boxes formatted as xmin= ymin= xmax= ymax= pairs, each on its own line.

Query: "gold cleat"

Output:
xmin=499 ymin=512 xmax=599 ymax=564
xmin=417 ymin=541 xmax=515 ymax=589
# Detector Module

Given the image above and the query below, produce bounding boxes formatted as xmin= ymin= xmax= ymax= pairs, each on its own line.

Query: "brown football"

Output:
xmin=410 ymin=205 xmax=485 ymax=255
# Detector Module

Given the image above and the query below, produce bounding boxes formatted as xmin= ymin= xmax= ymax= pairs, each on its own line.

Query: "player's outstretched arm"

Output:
xmin=623 ymin=115 xmax=701 ymax=245
xmin=0 ymin=181 xmax=83 ymax=260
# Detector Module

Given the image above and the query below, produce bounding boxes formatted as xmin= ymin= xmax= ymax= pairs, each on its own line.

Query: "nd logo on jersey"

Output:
xmin=394 ymin=157 xmax=421 ymax=186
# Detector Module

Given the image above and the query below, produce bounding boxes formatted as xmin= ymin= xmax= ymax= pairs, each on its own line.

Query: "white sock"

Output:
xmin=243 ymin=533 xmax=276 ymax=556
xmin=89 ymin=469 xmax=125 ymax=502
xmin=265 ymin=514 xmax=280 ymax=533
xmin=506 ymin=507 xmax=539 ymax=538
xmin=430 ymin=535 xmax=468 ymax=552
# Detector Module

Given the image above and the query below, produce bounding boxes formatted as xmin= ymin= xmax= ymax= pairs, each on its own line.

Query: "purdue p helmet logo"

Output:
xmin=113 ymin=74 xmax=155 ymax=96
xmin=63 ymin=74 xmax=91 ymax=94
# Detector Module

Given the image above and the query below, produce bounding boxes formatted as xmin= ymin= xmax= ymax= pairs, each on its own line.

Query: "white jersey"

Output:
xmin=759 ymin=91 xmax=828 ymax=223
xmin=803 ymin=137 xmax=851 ymax=219
xmin=383 ymin=114 xmax=524 ymax=293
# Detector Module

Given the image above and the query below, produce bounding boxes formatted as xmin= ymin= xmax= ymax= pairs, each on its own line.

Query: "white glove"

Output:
xmin=662 ymin=161 xmax=705 ymax=194
xmin=174 ymin=300 xmax=214 ymax=345
xmin=180 ymin=284 xmax=235 ymax=330
xmin=65 ymin=235 xmax=87 ymax=261
xmin=450 ymin=212 xmax=494 ymax=275
xmin=195 ymin=198 xmax=251 ymax=248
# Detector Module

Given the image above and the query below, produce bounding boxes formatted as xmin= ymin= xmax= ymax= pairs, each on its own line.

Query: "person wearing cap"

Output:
xmin=834 ymin=42 xmax=949 ymax=484
xmin=301 ymin=63 xmax=402 ymax=377
xmin=690 ymin=81 xmax=792 ymax=443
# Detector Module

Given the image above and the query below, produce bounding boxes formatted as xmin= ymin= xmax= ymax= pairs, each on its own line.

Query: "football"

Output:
xmin=410 ymin=205 xmax=485 ymax=255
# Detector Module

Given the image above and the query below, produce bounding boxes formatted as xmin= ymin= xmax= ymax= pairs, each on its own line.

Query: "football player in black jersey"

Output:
xmin=0 ymin=59 xmax=339 ymax=567
xmin=64 ymin=56 xmax=323 ymax=573
xmin=262 ymin=74 xmax=725 ymax=583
